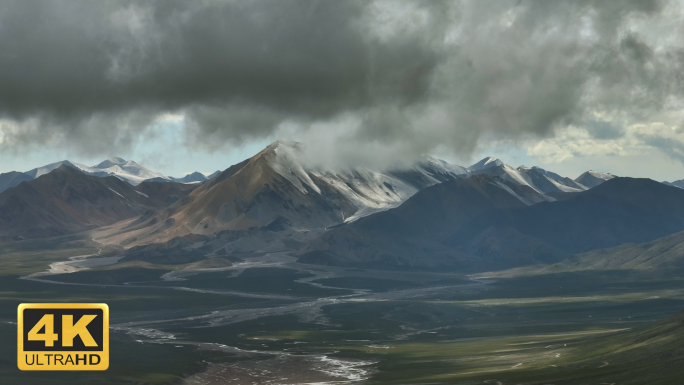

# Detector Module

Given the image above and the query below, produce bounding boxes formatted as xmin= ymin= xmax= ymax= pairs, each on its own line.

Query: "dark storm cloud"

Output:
xmin=0 ymin=0 xmax=437 ymax=153
xmin=0 ymin=0 xmax=682 ymax=164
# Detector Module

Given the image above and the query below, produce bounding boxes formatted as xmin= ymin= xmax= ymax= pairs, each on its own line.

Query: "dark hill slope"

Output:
xmin=300 ymin=177 xmax=684 ymax=271
xmin=444 ymin=177 xmax=684 ymax=256
xmin=297 ymin=175 xmax=553 ymax=270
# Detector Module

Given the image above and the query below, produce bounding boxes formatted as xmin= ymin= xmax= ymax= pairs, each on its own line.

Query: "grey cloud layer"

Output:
xmin=0 ymin=0 xmax=682 ymax=164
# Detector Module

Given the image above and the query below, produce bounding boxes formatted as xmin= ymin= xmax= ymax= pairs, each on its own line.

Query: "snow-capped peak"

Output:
xmin=469 ymin=157 xmax=505 ymax=171
xmin=94 ymin=157 xmax=127 ymax=168
xmin=574 ymin=170 xmax=616 ymax=189
xmin=585 ymin=170 xmax=615 ymax=179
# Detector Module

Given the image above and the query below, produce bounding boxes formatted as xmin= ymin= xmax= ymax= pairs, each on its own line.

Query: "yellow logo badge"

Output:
xmin=17 ymin=303 xmax=109 ymax=371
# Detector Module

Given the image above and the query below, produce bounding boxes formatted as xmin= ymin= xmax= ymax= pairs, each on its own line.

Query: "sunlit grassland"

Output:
xmin=321 ymin=328 xmax=635 ymax=382
xmin=0 ymin=234 xmax=115 ymax=276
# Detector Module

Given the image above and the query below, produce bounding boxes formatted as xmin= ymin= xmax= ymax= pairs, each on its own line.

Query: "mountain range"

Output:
xmin=93 ymin=140 xmax=621 ymax=246
xmin=7 ymin=139 xmax=684 ymax=274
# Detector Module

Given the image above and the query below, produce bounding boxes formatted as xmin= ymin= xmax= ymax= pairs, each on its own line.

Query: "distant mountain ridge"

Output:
xmin=663 ymin=179 xmax=684 ymax=189
xmin=0 ymin=158 xmax=218 ymax=193
xmin=24 ymin=158 xmax=170 ymax=184
xmin=0 ymin=171 xmax=33 ymax=194
xmin=0 ymin=166 xmax=197 ymax=240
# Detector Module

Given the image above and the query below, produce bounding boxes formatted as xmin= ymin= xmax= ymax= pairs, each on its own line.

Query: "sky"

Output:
xmin=2 ymin=0 xmax=684 ymax=181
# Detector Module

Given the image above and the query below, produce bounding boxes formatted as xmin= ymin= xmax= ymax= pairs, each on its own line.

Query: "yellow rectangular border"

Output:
xmin=18 ymin=303 xmax=109 ymax=371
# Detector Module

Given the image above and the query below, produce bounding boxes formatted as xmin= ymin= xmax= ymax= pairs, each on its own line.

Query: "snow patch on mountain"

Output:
xmin=108 ymin=187 xmax=125 ymax=198
xmin=492 ymin=180 xmax=549 ymax=205
xmin=467 ymin=157 xmax=591 ymax=194
xmin=583 ymin=170 xmax=615 ymax=180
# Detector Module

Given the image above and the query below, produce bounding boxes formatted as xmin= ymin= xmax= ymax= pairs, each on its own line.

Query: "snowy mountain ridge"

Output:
xmin=8 ymin=141 xmax=619 ymax=202
xmin=21 ymin=157 xmax=217 ymax=187
xmin=464 ymin=157 xmax=594 ymax=195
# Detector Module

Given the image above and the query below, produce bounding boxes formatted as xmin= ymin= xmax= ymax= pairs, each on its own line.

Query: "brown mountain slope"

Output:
xmin=106 ymin=143 xmax=360 ymax=245
xmin=0 ymin=166 xmax=194 ymax=240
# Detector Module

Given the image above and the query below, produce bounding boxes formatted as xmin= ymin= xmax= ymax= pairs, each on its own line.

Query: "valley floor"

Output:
xmin=0 ymin=235 xmax=683 ymax=384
